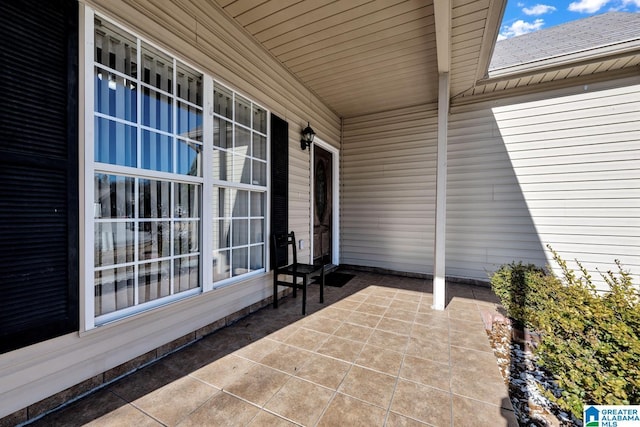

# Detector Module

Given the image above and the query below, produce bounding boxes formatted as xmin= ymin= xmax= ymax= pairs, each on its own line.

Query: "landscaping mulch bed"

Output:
xmin=487 ymin=318 xmax=582 ymax=427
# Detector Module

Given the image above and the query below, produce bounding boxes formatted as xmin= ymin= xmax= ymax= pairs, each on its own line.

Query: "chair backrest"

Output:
xmin=272 ymin=231 xmax=297 ymax=269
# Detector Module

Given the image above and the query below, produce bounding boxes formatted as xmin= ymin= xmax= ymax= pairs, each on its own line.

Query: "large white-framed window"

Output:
xmin=83 ymin=7 xmax=269 ymax=328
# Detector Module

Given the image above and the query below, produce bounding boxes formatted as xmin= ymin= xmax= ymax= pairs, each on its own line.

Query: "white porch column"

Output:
xmin=432 ymin=0 xmax=451 ymax=310
xmin=432 ymin=72 xmax=449 ymax=310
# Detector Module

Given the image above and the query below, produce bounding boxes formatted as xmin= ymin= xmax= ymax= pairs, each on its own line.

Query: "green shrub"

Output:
xmin=489 ymin=261 xmax=553 ymax=328
xmin=489 ymin=248 xmax=640 ymax=420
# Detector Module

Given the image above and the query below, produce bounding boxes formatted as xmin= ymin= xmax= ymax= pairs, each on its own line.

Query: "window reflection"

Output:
xmin=142 ymin=88 xmax=173 ymax=133
xmin=252 ymin=134 xmax=266 ymax=160
xmin=177 ymin=101 xmax=202 ymax=141
xmin=139 ymin=221 xmax=170 ymax=259
xmin=141 ymin=42 xmax=173 ymax=93
xmin=141 ymin=130 xmax=172 ymax=172
xmin=235 ymin=94 xmax=251 ymax=127
xmin=214 ymin=85 xmax=233 ymax=119
xmin=95 ymin=118 xmax=137 ymax=167
xmin=95 ymin=68 xmax=137 ymax=122
xmin=232 ymin=247 xmax=248 ymax=275
xmin=94 ymin=174 xmax=135 ymax=218
xmin=94 ymin=175 xmax=201 ymax=316
xmin=139 ymin=179 xmax=170 ymax=218
xmin=94 ymin=222 xmax=134 ymax=267
xmin=253 ymin=105 xmax=267 ymax=133
xmin=175 ymin=256 xmax=199 ymax=293
xmin=177 ymin=62 xmax=202 ymax=105
xmin=138 ymin=261 xmax=171 ymax=303
xmin=94 ymin=18 xmax=136 ymax=78
xmin=95 ymin=266 xmax=134 ymax=316
xmin=93 ymin=16 xmax=207 ymax=321
xmin=177 ymin=140 xmax=201 ymax=176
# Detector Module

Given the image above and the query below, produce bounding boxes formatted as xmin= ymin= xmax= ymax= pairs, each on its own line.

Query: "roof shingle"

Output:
xmin=490 ymin=12 xmax=640 ymax=71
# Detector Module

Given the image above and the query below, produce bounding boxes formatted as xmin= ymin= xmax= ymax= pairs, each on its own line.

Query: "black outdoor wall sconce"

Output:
xmin=300 ymin=122 xmax=316 ymax=150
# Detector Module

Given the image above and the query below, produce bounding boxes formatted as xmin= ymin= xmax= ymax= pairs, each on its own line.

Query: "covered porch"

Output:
xmin=30 ymin=272 xmax=517 ymax=426
xmin=2 ymin=0 xmax=638 ymax=423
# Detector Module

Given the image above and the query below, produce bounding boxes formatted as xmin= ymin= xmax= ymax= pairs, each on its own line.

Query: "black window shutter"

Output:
xmin=0 ymin=0 xmax=79 ymax=353
xmin=270 ymin=114 xmax=288 ymax=267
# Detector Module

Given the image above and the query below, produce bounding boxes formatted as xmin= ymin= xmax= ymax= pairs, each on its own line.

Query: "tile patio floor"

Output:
xmin=31 ymin=270 xmax=518 ymax=426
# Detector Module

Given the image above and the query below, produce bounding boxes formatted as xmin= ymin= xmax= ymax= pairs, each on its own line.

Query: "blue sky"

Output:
xmin=498 ymin=0 xmax=640 ymax=39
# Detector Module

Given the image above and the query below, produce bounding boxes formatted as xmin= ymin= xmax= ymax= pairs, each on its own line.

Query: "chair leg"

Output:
xmin=302 ymin=277 xmax=307 ymax=315
xmin=320 ymin=267 xmax=325 ymax=304
xmin=273 ymin=274 xmax=278 ymax=309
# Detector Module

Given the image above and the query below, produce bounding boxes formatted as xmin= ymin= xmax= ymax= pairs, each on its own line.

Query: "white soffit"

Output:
xmin=213 ymin=0 xmax=504 ymax=118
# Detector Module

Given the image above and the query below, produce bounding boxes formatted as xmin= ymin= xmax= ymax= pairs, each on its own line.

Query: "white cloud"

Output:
xmin=622 ymin=0 xmax=640 ymax=6
xmin=523 ymin=4 xmax=557 ymax=15
xmin=568 ymin=0 xmax=611 ymax=13
xmin=499 ymin=18 xmax=545 ymax=39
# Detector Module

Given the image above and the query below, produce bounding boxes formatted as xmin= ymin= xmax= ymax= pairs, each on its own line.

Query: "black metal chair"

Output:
xmin=272 ymin=231 xmax=326 ymax=315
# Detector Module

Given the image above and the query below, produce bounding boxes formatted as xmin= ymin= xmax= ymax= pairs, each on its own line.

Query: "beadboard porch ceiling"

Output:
xmin=213 ymin=0 xmax=505 ymax=118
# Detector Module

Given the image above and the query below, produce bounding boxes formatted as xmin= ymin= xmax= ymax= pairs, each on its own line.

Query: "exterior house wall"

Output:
xmin=341 ymin=105 xmax=438 ymax=275
xmin=0 ymin=0 xmax=339 ymax=419
xmin=447 ymin=75 xmax=640 ymax=286
xmin=341 ymin=75 xmax=640 ymax=289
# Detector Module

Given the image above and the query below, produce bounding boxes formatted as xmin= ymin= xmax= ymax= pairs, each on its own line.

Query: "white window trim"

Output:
xmin=79 ymin=5 xmax=270 ymax=331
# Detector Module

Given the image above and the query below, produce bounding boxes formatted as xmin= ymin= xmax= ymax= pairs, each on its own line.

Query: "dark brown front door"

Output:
xmin=313 ymin=145 xmax=332 ymax=265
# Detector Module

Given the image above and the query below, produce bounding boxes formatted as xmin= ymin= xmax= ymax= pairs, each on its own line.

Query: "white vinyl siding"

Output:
xmin=448 ymin=77 xmax=640 ymax=287
xmin=342 ymin=106 xmax=438 ymax=274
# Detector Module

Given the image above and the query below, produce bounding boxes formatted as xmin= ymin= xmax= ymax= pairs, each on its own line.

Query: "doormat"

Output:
xmin=314 ymin=272 xmax=355 ymax=287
